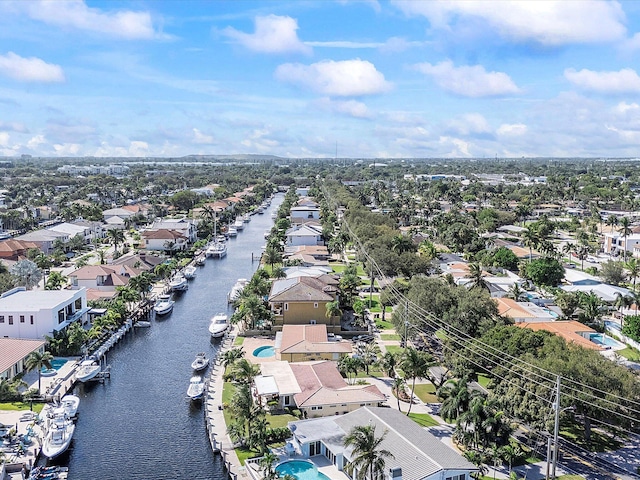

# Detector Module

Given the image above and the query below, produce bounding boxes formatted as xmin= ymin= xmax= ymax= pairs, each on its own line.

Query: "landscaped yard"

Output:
xmin=0 ymin=402 xmax=44 ymax=413
xmin=375 ymin=318 xmax=395 ymax=330
xmin=407 ymin=412 xmax=439 ymax=427
xmin=380 ymin=333 xmax=400 ymax=340
xmin=476 ymin=373 xmax=492 ymax=389
xmin=412 ymin=383 xmax=439 ymax=404
xmin=234 ymin=336 xmax=245 ymax=346
xmin=617 ymin=346 xmax=640 ymax=361
xmin=384 ymin=345 xmax=403 ymax=355
xmin=354 ymin=368 xmax=386 ymax=378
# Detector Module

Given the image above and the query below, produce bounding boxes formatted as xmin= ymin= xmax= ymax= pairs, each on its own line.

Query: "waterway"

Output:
xmin=62 ymin=194 xmax=282 ymax=480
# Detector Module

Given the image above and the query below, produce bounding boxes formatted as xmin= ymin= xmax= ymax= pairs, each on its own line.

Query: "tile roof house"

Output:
xmin=494 ymin=298 xmax=557 ymax=323
xmin=268 ymin=276 xmax=340 ymax=333
xmin=68 ymin=265 xmax=130 ymax=291
xmin=276 ymin=324 xmax=352 ymax=362
xmin=0 ymin=239 xmax=40 ymax=260
xmin=0 ymin=338 xmax=46 ymax=381
xmin=289 ymin=407 xmax=477 ymax=480
xmin=140 ymin=229 xmax=188 ymax=252
xmin=518 ymin=320 xmax=602 ymax=351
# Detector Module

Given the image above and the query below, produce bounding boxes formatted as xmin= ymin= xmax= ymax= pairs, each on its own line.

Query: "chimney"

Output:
xmin=388 ymin=467 xmax=401 ymax=480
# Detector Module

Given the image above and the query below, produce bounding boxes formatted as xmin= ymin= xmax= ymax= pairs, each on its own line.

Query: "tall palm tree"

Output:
xmin=466 ymin=263 xmax=487 ymax=290
xmin=391 ymin=375 xmax=405 ymax=411
xmin=343 ymin=425 xmax=394 ymax=480
xmin=25 ymin=350 xmax=54 ymax=395
xmin=618 ymin=217 xmax=632 ymax=262
xmin=107 ymin=228 xmax=126 ymax=255
xmin=626 ymin=258 xmax=640 ymax=292
xmin=521 ymin=226 xmax=539 ymax=261
xmin=325 ymin=300 xmax=342 ymax=329
xmin=221 ymin=347 xmax=244 ymax=369
xmin=229 ymin=359 xmax=260 ymax=385
xmin=400 ymin=347 xmax=433 ymax=415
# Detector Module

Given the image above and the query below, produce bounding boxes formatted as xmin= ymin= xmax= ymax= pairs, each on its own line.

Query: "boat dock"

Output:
xmin=204 ymin=326 xmax=248 ymax=480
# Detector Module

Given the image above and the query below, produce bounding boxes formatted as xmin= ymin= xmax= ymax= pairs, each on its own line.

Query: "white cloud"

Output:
xmin=315 ymin=98 xmax=371 ymax=118
xmin=564 ymin=68 xmax=640 ymax=94
xmin=53 ymin=143 xmax=81 ymax=155
xmin=0 ymin=121 xmax=28 ymax=133
xmin=17 ymin=0 xmax=164 ymax=40
xmin=497 ymin=123 xmax=528 ymax=136
xmin=613 ymin=102 xmax=640 ymax=115
xmin=222 ymin=15 xmax=311 ymax=54
xmin=27 ymin=135 xmax=46 ymax=149
xmin=393 ymin=0 xmax=626 ymax=46
xmin=445 ymin=113 xmax=491 ymax=136
xmin=129 ymin=141 xmax=149 ymax=156
xmin=193 ymin=128 xmax=215 ymax=145
xmin=414 ymin=60 xmax=519 ymax=97
xmin=275 ymin=59 xmax=392 ymax=96
xmin=0 ymin=132 xmax=9 ymax=147
xmin=0 ymin=52 xmax=64 ymax=82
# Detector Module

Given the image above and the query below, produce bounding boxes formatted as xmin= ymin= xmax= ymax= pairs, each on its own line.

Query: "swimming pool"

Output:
xmin=252 ymin=346 xmax=275 ymax=358
xmin=41 ymin=358 xmax=68 ymax=375
xmin=589 ymin=333 xmax=625 ymax=350
xmin=276 ymin=460 xmax=330 ymax=480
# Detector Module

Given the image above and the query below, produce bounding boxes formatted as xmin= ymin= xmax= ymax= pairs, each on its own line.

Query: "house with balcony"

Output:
xmin=276 ymin=324 xmax=351 ymax=362
xmin=149 ymin=218 xmax=198 ymax=243
xmin=68 ymin=265 xmax=131 ymax=293
xmin=0 ymin=287 xmax=89 ymax=340
xmin=285 ymin=225 xmax=324 ymax=247
xmin=288 ymin=407 xmax=476 ymax=479
xmin=268 ymin=276 xmax=340 ymax=333
xmin=141 ymin=229 xmax=188 ymax=252
xmin=0 ymin=338 xmax=46 ymax=381
xmin=290 ymin=205 xmax=321 ymax=225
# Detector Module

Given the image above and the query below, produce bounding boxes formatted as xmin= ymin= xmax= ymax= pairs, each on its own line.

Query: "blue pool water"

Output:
xmin=589 ymin=333 xmax=625 ymax=349
xmin=276 ymin=460 xmax=330 ymax=480
xmin=41 ymin=358 xmax=67 ymax=373
xmin=252 ymin=346 xmax=275 ymax=358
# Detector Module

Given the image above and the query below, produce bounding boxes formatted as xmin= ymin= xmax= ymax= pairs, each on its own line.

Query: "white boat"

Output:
xmin=169 ymin=273 xmax=189 ymax=292
xmin=210 ymin=242 xmax=227 ymax=258
xmin=228 ymin=278 xmax=248 ymax=304
xmin=271 ymin=211 xmax=277 ymax=220
xmin=195 ymin=255 xmax=206 ymax=266
xmin=42 ymin=411 xmax=75 ymax=460
xmin=257 ymin=205 xmax=265 ymax=214
xmin=183 ymin=265 xmax=197 ymax=279
xmin=234 ymin=218 xmax=244 ymax=230
xmin=264 ymin=230 xmax=270 ymax=239
xmin=75 ymin=358 xmax=101 ymax=382
xmin=208 ymin=312 xmax=229 ymax=338
xmin=134 ymin=320 xmax=151 ymax=328
xmin=191 ymin=352 xmax=209 ymax=372
xmin=154 ymin=294 xmax=175 ymax=315
xmin=242 ymin=214 xmax=251 ymax=223
xmin=60 ymin=394 xmax=80 ymax=418
xmin=215 ymin=234 xmax=227 ymax=243
xmin=187 ymin=376 xmax=205 ymax=401
xmin=227 ymin=226 xmax=238 ymax=237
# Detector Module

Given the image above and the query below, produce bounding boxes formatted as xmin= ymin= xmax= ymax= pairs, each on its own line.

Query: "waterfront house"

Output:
xmin=148 ymin=218 xmax=198 ymax=243
xmin=290 ymin=205 xmax=321 ymax=225
xmin=268 ymin=276 xmax=340 ymax=333
xmin=140 ymin=229 xmax=188 ymax=252
xmin=288 ymin=406 xmax=477 ymax=479
xmin=276 ymin=324 xmax=352 ymax=362
xmin=0 ymin=287 xmax=89 ymax=340
xmin=0 ymin=337 xmax=46 ymax=381
xmin=285 ymin=225 xmax=324 ymax=247
xmin=68 ymin=265 xmax=130 ymax=291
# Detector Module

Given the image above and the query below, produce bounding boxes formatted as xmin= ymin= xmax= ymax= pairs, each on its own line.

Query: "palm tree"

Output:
xmin=25 ymin=350 xmax=54 ymax=395
xmin=106 ymin=228 xmax=126 ymax=255
xmin=400 ymin=347 xmax=433 ymax=415
xmin=45 ymin=271 xmax=67 ymax=290
xmin=507 ymin=283 xmax=526 ymax=302
xmin=325 ymin=300 xmax=342 ymax=328
xmin=391 ymin=375 xmax=406 ymax=411
xmin=229 ymin=359 xmax=260 ymax=385
xmin=618 ymin=217 xmax=632 ymax=262
xmin=379 ymin=351 xmax=397 ymax=378
xmin=221 ymin=347 xmax=244 ymax=369
xmin=466 ymin=263 xmax=487 ymax=290
xmin=343 ymin=425 xmax=394 ymax=480
xmin=438 ymin=378 xmax=481 ymax=422
xmin=259 ymin=452 xmax=279 ymax=480
xmin=521 ymin=225 xmax=539 ymax=261
xmin=626 ymin=258 xmax=640 ymax=291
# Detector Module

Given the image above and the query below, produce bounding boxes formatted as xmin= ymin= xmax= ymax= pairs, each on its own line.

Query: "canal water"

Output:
xmin=65 ymin=194 xmax=283 ymax=480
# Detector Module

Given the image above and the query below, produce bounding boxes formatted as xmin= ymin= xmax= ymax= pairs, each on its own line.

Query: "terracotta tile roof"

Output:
xmin=280 ymin=325 xmax=352 ymax=355
xmin=269 ymin=276 xmax=335 ymax=302
xmin=86 ymin=289 xmax=119 ymax=302
xmin=0 ymin=239 xmax=39 ymax=253
xmin=0 ymin=338 xmax=46 ymax=374
xmin=494 ymin=298 xmax=537 ymax=318
xmin=141 ymin=229 xmax=186 ymax=240
xmin=518 ymin=321 xmax=601 ymax=350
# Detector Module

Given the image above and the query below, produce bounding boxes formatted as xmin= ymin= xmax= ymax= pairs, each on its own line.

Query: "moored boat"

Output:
xmin=60 ymin=394 xmax=80 ymax=418
xmin=153 ymin=294 xmax=175 ymax=315
xmin=169 ymin=273 xmax=188 ymax=292
xmin=195 ymin=255 xmax=206 ymax=266
xmin=191 ymin=352 xmax=209 ymax=371
xmin=75 ymin=357 xmax=101 ymax=383
xmin=227 ymin=226 xmax=238 ymax=237
xmin=41 ymin=411 xmax=75 ymax=460
xmin=208 ymin=312 xmax=229 ymax=338
xmin=187 ymin=375 xmax=205 ymax=401
xmin=227 ymin=278 xmax=248 ymax=303
xmin=183 ymin=265 xmax=197 ymax=279
xmin=234 ymin=218 xmax=244 ymax=230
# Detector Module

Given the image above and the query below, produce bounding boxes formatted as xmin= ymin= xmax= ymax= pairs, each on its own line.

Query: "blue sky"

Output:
xmin=2 ymin=0 xmax=640 ymax=159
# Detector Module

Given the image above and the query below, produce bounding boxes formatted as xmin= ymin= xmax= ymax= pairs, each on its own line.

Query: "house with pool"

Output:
xmin=276 ymin=325 xmax=352 ymax=362
xmin=0 ymin=337 xmax=46 ymax=381
xmin=286 ymin=406 xmax=477 ymax=480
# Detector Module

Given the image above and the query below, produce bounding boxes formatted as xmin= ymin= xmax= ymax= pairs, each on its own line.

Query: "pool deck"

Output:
xmin=243 ymin=337 xmax=277 ymax=364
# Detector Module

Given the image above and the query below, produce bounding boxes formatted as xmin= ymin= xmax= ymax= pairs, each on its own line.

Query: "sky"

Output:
xmin=2 ymin=1 xmax=640 ymax=159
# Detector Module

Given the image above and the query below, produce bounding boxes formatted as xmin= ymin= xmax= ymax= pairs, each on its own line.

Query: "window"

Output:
xmin=20 ymin=315 xmax=25 ymax=323
xmin=311 ymin=406 xmax=323 ymax=410
xmin=30 ymin=316 xmax=34 ymax=325
xmin=314 ymin=302 xmax=318 ymax=308
xmin=309 ymin=319 xmax=316 ymax=325
xmin=0 ymin=316 xmax=4 ymax=323
xmin=284 ymin=303 xmax=289 ymax=311
xmin=8 ymin=316 xmax=13 ymax=325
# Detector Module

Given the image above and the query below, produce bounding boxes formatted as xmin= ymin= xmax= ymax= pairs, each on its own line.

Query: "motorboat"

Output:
xmin=154 ymin=294 xmax=175 ymax=315
xmin=227 ymin=278 xmax=248 ymax=303
xmin=227 ymin=226 xmax=238 ymax=237
xmin=191 ymin=352 xmax=209 ymax=372
xmin=264 ymin=230 xmax=270 ymax=239
xmin=134 ymin=320 xmax=151 ymax=328
xmin=195 ymin=255 xmax=206 ymax=266
xmin=256 ymin=205 xmax=265 ymax=214
xmin=75 ymin=357 xmax=101 ymax=382
xmin=169 ymin=273 xmax=189 ymax=292
xmin=183 ymin=265 xmax=197 ymax=279
xmin=215 ymin=234 xmax=227 ymax=243
xmin=187 ymin=376 xmax=205 ymax=401
xmin=209 ymin=242 xmax=227 ymax=258
xmin=271 ymin=211 xmax=277 ymax=220
xmin=60 ymin=394 xmax=80 ymax=418
xmin=28 ymin=466 xmax=68 ymax=480
xmin=208 ymin=313 xmax=229 ymax=338
xmin=234 ymin=218 xmax=244 ymax=231
xmin=41 ymin=411 xmax=75 ymax=460
xmin=242 ymin=214 xmax=251 ymax=223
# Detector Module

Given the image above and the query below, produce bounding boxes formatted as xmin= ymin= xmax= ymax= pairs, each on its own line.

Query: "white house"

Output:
xmin=603 ymin=232 xmax=640 ymax=257
xmin=149 ymin=218 xmax=198 ymax=243
xmin=0 ymin=287 xmax=89 ymax=340
xmin=288 ymin=407 xmax=477 ymax=480
xmin=140 ymin=229 xmax=188 ymax=252
xmin=290 ymin=205 xmax=321 ymax=224
xmin=285 ymin=225 xmax=324 ymax=247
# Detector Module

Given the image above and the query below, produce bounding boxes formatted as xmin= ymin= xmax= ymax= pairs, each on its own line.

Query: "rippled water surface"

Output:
xmin=64 ymin=194 xmax=282 ymax=480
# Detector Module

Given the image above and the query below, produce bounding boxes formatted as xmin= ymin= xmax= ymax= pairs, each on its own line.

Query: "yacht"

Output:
xmin=75 ymin=357 xmax=101 ymax=382
xmin=154 ymin=294 xmax=175 ymax=315
xmin=60 ymin=394 xmax=80 ymax=418
xmin=227 ymin=226 xmax=238 ymax=237
xmin=211 ymin=242 xmax=227 ymax=258
xmin=169 ymin=273 xmax=189 ymax=292
xmin=228 ymin=278 xmax=248 ymax=303
xmin=183 ymin=265 xmax=197 ymax=279
xmin=191 ymin=353 xmax=209 ymax=372
xmin=187 ymin=376 xmax=205 ymax=401
xmin=208 ymin=313 xmax=229 ymax=338
xmin=42 ymin=411 xmax=75 ymax=460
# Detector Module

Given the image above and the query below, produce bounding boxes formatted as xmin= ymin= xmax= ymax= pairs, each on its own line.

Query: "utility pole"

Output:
xmin=549 ymin=375 xmax=562 ymax=479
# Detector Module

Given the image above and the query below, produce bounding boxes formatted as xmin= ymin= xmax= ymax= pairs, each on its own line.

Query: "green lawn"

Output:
xmin=561 ymin=423 xmax=623 ymax=452
xmin=617 ymin=346 xmax=640 ymax=361
xmin=0 ymin=402 xmax=44 ymax=413
xmin=380 ymin=333 xmax=400 ymax=341
xmin=407 ymin=412 xmax=439 ymax=427
xmin=412 ymin=383 xmax=439 ymax=403
xmin=375 ymin=319 xmax=395 ymax=330
xmin=267 ymin=413 xmax=298 ymax=428
xmin=354 ymin=368 xmax=386 ymax=378
xmin=331 ymin=264 xmax=347 ymax=274
xmin=234 ymin=336 xmax=245 ymax=346
xmin=385 ymin=345 xmax=403 ymax=355
xmin=435 ymin=329 xmax=448 ymax=341
xmin=476 ymin=373 xmax=492 ymax=389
